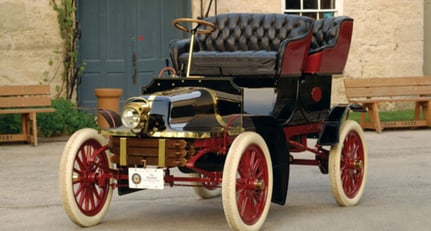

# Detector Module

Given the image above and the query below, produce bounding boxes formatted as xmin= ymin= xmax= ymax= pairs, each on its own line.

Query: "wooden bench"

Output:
xmin=344 ymin=77 xmax=431 ymax=133
xmin=0 ymin=85 xmax=55 ymax=146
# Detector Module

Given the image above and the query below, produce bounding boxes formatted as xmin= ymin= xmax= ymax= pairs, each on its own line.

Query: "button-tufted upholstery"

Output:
xmin=304 ymin=16 xmax=353 ymax=74
xmin=169 ymin=13 xmax=314 ymax=77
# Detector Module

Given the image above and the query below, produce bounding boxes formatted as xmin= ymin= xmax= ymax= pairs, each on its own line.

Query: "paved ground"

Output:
xmin=1 ymin=129 xmax=431 ymax=231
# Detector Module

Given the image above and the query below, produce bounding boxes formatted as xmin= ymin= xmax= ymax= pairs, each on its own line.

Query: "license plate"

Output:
xmin=128 ymin=168 xmax=164 ymax=189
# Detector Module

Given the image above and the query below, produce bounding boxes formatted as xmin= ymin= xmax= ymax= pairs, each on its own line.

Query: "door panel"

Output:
xmin=78 ymin=0 xmax=190 ymax=109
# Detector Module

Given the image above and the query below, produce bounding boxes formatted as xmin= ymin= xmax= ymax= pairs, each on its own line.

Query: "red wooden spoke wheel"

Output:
xmin=222 ymin=132 xmax=273 ymax=231
xmin=329 ymin=120 xmax=368 ymax=206
xmin=59 ymin=128 xmax=113 ymax=227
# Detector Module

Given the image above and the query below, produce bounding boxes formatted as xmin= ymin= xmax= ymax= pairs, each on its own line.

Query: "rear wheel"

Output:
xmin=190 ymin=173 xmax=221 ymax=199
xmin=329 ymin=120 xmax=368 ymax=206
xmin=222 ymin=132 xmax=273 ymax=231
xmin=59 ymin=128 xmax=113 ymax=227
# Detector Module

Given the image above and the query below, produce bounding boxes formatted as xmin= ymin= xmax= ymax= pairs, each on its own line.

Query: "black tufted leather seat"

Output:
xmin=169 ymin=13 xmax=314 ymax=77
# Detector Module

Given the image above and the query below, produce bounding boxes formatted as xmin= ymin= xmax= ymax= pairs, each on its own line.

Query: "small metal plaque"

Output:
xmin=128 ymin=168 xmax=164 ymax=189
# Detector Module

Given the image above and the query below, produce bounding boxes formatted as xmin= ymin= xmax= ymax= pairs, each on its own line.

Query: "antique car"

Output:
xmin=59 ymin=13 xmax=367 ymax=231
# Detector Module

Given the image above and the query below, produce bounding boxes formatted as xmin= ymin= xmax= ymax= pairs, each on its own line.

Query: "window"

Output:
xmin=283 ymin=0 xmax=342 ymax=19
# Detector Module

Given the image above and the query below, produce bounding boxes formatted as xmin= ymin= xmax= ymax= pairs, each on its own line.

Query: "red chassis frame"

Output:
xmin=91 ymin=121 xmax=328 ymax=190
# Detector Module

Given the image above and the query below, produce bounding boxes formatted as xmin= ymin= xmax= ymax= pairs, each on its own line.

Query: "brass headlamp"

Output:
xmin=121 ymin=100 xmax=151 ymax=130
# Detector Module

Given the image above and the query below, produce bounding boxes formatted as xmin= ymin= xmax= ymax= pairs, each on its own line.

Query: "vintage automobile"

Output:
xmin=59 ymin=13 xmax=367 ymax=231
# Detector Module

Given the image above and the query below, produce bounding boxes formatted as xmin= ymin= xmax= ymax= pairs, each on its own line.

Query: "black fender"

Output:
xmin=246 ymin=116 xmax=290 ymax=205
xmin=98 ymin=109 xmax=122 ymax=128
xmin=318 ymin=103 xmax=365 ymax=145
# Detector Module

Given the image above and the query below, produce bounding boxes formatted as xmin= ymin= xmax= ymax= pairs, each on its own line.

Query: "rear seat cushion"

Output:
xmin=179 ymin=50 xmax=277 ymax=76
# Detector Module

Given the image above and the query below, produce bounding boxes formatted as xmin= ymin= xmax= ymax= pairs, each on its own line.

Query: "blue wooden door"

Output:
xmin=77 ymin=0 xmax=191 ymax=108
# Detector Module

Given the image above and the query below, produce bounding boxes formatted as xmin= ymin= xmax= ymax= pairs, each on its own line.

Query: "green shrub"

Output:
xmin=38 ymin=98 xmax=98 ymax=137
xmin=0 ymin=114 xmax=21 ymax=134
xmin=348 ymin=110 xmax=420 ymax=122
xmin=0 ymin=98 xmax=98 ymax=137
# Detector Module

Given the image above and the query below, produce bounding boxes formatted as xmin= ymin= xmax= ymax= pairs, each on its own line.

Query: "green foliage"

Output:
xmin=348 ymin=110 xmax=420 ymax=122
xmin=0 ymin=99 xmax=97 ymax=137
xmin=0 ymin=114 xmax=21 ymax=134
xmin=50 ymin=0 xmax=85 ymax=99
xmin=38 ymin=98 xmax=98 ymax=137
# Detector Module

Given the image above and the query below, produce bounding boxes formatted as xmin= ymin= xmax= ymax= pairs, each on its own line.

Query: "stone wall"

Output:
xmin=343 ymin=0 xmax=424 ymax=79
xmin=425 ymin=0 xmax=431 ymax=75
xmin=0 ymin=0 xmax=63 ymax=96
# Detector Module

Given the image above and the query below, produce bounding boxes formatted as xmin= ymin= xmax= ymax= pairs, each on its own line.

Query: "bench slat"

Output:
xmin=0 ymin=96 xmax=52 ymax=108
xmin=381 ymin=120 xmax=429 ymax=128
xmin=344 ymin=77 xmax=431 ymax=88
xmin=349 ymin=97 xmax=431 ymax=104
xmin=0 ymin=85 xmax=51 ymax=96
xmin=0 ymin=134 xmax=27 ymax=142
xmin=345 ymin=86 xmax=431 ymax=98
xmin=0 ymin=108 xmax=55 ymax=114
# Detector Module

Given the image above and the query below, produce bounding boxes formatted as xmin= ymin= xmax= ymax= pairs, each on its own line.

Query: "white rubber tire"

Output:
xmin=329 ymin=120 xmax=368 ymax=206
xmin=222 ymin=132 xmax=273 ymax=231
xmin=190 ymin=173 xmax=221 ymax=199
xmin=59 ymin=128 xmax=113 ymax=227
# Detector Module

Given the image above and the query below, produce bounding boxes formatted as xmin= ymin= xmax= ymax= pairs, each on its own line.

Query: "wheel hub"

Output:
xmin=72 ymin=172 xmax=79 ymax=183
xmin=353 ymin=160 xmax=363 ymax=169
xmin=346 ymin=159 xmax=363 ymax=170
xmin=252 ymin=179 xmax=265 ymax=191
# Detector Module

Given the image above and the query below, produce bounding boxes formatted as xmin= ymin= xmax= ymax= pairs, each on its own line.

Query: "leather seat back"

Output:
xmin=197 ymin=13 xmax=313 ymax=52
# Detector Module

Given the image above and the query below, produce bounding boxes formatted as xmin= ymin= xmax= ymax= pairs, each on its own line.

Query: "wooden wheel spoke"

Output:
xmin=248 ymin=150 xmax=256 ymax=170
xmin=73 ymin=167 xmax=83 ymax=175
xmin=88 ymin=185 xmax=98 ymax=210
xmin=75 ymin=153 xmax=85 ymax=170
xmin=77 ymin=186 xmax=87 ymax=209
xmin=238 ymin=195 xmax=249 ymax=218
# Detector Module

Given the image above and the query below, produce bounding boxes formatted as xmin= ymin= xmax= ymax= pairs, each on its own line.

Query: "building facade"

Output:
xmin=0 ymin=0 xmax=428 ymax=106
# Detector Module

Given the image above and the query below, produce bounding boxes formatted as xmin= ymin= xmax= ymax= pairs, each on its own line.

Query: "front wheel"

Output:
xmin=59 ymin=128 xmax=113 ymax=227
xmin=329 ymin=120 xmax=368 ymax=206
xmin=222 ymin=132 xmax=273 ymax=231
